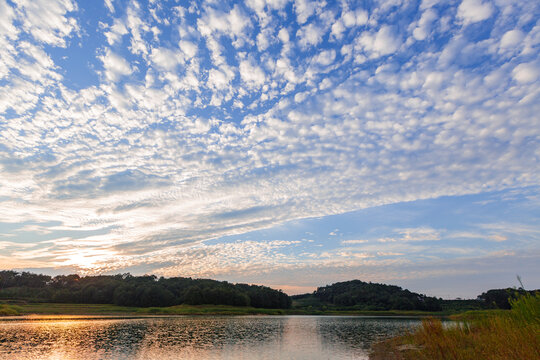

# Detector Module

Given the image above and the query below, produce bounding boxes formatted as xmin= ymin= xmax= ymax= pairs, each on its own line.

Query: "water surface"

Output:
xmin=0 ymin=315 xmax=420 ymax=359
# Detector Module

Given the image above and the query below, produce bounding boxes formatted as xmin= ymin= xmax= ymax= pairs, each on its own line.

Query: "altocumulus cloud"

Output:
xmin=0 ymin=0 xmax=539 ymax=296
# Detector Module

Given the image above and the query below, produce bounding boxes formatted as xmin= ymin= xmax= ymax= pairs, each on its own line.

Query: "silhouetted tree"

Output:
xmin=310 ymin=280 xmax=442 ymax=311
xmin=0 ymin=270 xmax=291 ymax=309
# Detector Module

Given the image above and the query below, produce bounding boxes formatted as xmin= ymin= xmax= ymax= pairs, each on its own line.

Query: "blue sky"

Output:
xmin=0 ymin=0 xmax=539 ymax=298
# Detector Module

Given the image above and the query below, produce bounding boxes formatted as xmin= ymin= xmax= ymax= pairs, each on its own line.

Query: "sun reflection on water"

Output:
xmin=0 ymin=316 xmax=420 ymax=359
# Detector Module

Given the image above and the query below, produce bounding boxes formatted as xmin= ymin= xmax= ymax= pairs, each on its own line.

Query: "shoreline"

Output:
xmin=0 ymin=314 xmax=436 ymax=321
xmin=368 ymin=292 xmax=539 ymax=360
xmin=0 ymin=302 xmax=457 ymax=318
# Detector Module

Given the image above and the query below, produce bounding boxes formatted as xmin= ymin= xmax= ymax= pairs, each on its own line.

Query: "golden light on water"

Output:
xmin=0 ymin=316 xmax=411 ymax=359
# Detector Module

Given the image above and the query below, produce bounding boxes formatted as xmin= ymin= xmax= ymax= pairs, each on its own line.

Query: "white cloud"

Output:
xmin=197 ymin=5 xmax=251 ymax=40
xmin=294 ymin=0 xmax=316 ymax=25
xmin=153 ymin=240 xmax=304 ymax=278
xmin=499 ymin=29 xmax=525 ymax=53
xmin=256 ymin=31 xmax=270 ymax=51
xmin=294 ymin=91 xmax=308 ymax=103
xmin=512 ymin=62 xmax=539 ymax=83
xmin=240 ymin=60 xmax=266 ymax=88
xmin=104 ymin=0 xmax=114 ymax=13
xmin=341 ymin=239 xmax=368 ymax=245
xmin=457 ymin=0 xmax=494 ymax=25
xmin=14 ymin=0 xmax=78 ymax=47
xmin=331 ymin=20 xmax=346 ymax=39
xmin=204 ymin=36 xmax=226 ymax=67
xmin=314 ymin=49 xmax=336 ymax=66
xmin=500 ymin=29 xmax=524 ymax=48
xmin=412 ymin=8 xmax=437 ymax=41
xmin=420 ymin=0 xmax=441 ymax=10
xmin=297 ymin=23 xmax=324 ymax=49
xmin=355 ymin=10 xmax=369 ymax=26
xmin=0 ymin=0 xmax=18 ymax=39
xmin=99 ymin=49 xmax=133 ymax=82
xmin=126 ymin=3 xmax=149 ymax=56
xmin=245 ymin=0 xmax=288 ymax=27
xmin=396 ymin=227 xmax=441 ymax=242
xmin=179 ymin=40 xmax=198 ymax=59
xmin=104 ymin=18 xmax=128 ymax=45
xmin=207 ymin=67 xmax=234 ymax=90
xmin=228 ymin=5 xmax=252 ymax=39
xmin=150 ymin=47 xmax=183 ymax=71
xmin=356 ymin=25 xmax=401 ymax=57
xmin=377 ymin=251 xmax=404 ymax=256
xmin=245 ymin=0 xmax=265 ymax=17
xmin=489 ymin=235 xmax=507 ymax=242
xmin=342 ymin=10 xmax=368 ymax=27
xmin=343 ymin=12 xmax=357 ymax=28
xmin=278 ymin=28 xmax=290 ymax=43
xmin=319 ymin=77 xmax=332 ymax=90
xmin=522 ymin=24 xmax=540 ymax=56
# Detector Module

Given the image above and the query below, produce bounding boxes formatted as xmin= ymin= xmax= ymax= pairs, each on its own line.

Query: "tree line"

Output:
xmin=477 ymin=288 xmax=538 ymax=309
xmin=0 ymin=271 xmax=291 ymax=309
xmin=301 ymin=279 xmax=443 ymax=311
xmin=293 ymin=280 xmax=539 ymax=311
xmin=2 ymin=271 xmax=534 ymax=311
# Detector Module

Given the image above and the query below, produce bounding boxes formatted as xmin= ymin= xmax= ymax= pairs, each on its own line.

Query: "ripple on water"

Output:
xmin=0 ymin=316 xmax=421 ymax=360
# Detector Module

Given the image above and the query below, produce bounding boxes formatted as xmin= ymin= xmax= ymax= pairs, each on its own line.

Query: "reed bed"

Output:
xmin=371 ymin=292 xmax=540 ymax=360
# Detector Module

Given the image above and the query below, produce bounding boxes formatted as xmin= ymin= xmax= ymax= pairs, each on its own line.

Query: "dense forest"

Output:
xmin=293 ymin=280 xmax=540 ymax=312
xmin=0 ymin=271 xmax=291 ymax=309
xmin=293 ymin=280 xmax=443 ymax=311
xmin=477 ymin=288 xmax=538 ymax=309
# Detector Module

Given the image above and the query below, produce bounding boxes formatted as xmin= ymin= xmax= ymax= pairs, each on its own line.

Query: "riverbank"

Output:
xmin=369 ymin=292 xmax=540 ymax=360
xmin=0 ymin=302 xmax=460 ymax=317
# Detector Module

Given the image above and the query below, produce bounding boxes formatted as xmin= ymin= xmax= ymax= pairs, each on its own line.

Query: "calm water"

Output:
xmin=0 ymin=315 xmax=421 ymax=359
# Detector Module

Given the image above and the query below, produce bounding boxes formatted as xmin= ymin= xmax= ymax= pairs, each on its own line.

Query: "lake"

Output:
xmin=0 ymin=315 xmax=421 ymax=359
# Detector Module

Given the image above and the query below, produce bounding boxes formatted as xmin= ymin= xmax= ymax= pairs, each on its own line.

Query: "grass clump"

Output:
xmin=0 ymin=303 xmax=22 ymax=316
xmin=371 ymin=291 xmax=540 ymax=360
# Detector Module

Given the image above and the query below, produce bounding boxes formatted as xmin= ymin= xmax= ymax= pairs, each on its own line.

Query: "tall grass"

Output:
xmin=0 ymin=303 xmax=21 ymax=316
xmin=371 ymin=291 xmax=540 ymax=360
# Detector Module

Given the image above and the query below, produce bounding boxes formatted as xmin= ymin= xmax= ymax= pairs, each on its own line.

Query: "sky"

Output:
xmin=0 ymin=0 xmax=539 ymax=299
